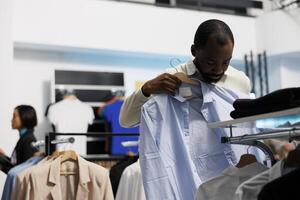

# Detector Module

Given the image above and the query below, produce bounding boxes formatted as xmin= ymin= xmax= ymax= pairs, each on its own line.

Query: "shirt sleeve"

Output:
xmin=47 ymin=106 xmax=57 ymax=125
xmin=88 ymin=106 xmax=95 ymax=125
xmin=119 ymin=88 xmax=150 ymax=128
xmin=119 ymin=66 xmax=182 ymax=128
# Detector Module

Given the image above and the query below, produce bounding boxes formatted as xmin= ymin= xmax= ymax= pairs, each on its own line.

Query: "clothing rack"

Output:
xmin=31 ymin=140 xmax=46 ymax=148
xmin=46 ymin=132 xmax=139 ymax=156
xmin=208 ymin=107 xmax=300 ymax=166
xmin=221 ymin=128 xmax=300 ymax=165
xmin=121 ymin=141 xmax=139 ymax=147
xmin=32 ymin=137 xmax=75 ymax=149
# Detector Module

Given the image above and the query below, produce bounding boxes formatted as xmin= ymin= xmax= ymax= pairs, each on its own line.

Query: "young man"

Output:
xmin=120 ymin=19 xmax=251 ymax=128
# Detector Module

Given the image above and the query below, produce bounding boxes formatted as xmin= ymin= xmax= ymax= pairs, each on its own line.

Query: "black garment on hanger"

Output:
xmin=231 ymin=87 xmax=300 ymax=119
xmin=258 ymin=166 xmax=300 ymax=200
xmin=109 ymin=155 xmax=139 ymax=197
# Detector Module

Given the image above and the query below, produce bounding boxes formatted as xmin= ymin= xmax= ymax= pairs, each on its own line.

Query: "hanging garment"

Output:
xmin=47 ymin=98 xmax=94 ymax=155
xmin=139 ymin=81 xmax=256 ymax=200
xmin=195 ymin=162 xmax=268 ymax=200
xmin=115 ymin=160 xmax=146 ymax=200
xmin=101 ymin=99 xmax=139 ymax=154
xmin=109 ymin=155 xmax=139 ymax=196
xmin=230 ymin=87 xmax=300 ymax=118
xmin=1 ymin=156 xmax=43 ymax=200
xmin=258 ymin=166 xmax=300 ymax=200
xmin=12 ymin=155 xmax=113 ymax=200
xmin=11 ymin=156 xmax=59 ymax=200
xmin=234 ymin=160 xmax=284 ymax=200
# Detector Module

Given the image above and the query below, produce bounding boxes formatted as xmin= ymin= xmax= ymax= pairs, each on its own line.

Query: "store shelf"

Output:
xmin=208 ymin=107 xmax=300 ymax=129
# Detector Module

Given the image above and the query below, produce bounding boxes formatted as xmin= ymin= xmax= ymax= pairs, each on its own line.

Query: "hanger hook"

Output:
xmin=169 ymin=58 xmax=182 ymax=72
xmin=70 ymin=140 xmax=73 ymax=152
xmin=247 ymin=145 xmax=251 ymax=154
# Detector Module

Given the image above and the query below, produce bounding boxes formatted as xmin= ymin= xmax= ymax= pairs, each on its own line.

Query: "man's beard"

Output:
xmin=197 ymin=70 xmax=224 ymax=83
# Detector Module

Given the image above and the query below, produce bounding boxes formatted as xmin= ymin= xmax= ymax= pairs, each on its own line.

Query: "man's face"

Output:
xmin=192 ymin=37 xmax=233 ymax=83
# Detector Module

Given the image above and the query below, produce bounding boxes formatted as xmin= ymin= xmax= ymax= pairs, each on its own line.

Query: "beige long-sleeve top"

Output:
xmin=119 ymin=60 xmax=251 ymax=128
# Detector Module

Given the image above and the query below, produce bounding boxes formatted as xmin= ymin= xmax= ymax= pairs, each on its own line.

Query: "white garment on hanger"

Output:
xmin=196 ymin=162 xmax=268 ymax=200
xmin=139 ymin=81 xmax=260 ymax=200
xmin=234 ymin=160 xmax=284 ymax=200
xmin=47 ymin=98 xmax=94 ymax=155
xmin=116 ymin=160 xmax=146 ymax=200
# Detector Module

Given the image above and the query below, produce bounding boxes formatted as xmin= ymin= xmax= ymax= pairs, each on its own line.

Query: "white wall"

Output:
xmin=256 ymin=8 xmax=300 ymax=91
xmin=256 ymin=8 xmax=300 ymax=55
xmin=279 ymin=55 xmax=300 ymax=88
xmin=263 ymin=53 xmax=300 ymax=92
xmin=13 ymin=50 xmax=163 ymax=141
xmin=0 ymin=0 xmax=15 ymax=147
xmin=13 ymin=0 xmax=257 ymax=60
xmin=0 ymin=0 xmax=19 ymax=197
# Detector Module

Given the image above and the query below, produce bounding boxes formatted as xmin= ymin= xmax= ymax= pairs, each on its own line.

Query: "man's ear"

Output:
xmin=191 ymin=44 xmax=196 ymax=57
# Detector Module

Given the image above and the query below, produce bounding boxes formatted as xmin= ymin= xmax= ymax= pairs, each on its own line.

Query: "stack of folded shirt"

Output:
xmin=230 ymin=87 xmax=300 ymax=119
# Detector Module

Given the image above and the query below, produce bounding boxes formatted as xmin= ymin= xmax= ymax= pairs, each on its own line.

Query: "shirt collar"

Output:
xmin=185 ymin=60 xmax=197 ymax=76
xmin=173 ymin=80 xmax=214 ymax=104
xmin=19 ymin=128 xmax=28 ymax=137
xmin=48 ymin=155 xmax=91 ymax=185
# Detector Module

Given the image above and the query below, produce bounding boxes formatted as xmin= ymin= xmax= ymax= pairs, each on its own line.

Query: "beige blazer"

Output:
xmin=14 ymin=156 xmax=113 ymax=200
xmin=12 ymin=156 xmax=52 ymax=200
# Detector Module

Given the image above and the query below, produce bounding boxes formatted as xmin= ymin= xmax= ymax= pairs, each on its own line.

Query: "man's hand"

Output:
xmin=0 ymin=148 xmax=6 ymax=156
xmin=274 ymin=142 xmax=295 ymax=161
xmin=141 ymin=73 xmax=182 ymax=97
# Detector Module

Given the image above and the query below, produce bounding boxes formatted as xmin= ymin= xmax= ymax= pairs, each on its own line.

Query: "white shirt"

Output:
xmin=48 ymin=98 xmax=94 ymax=155
xmin=116 ymin=160 xmax=146 ymax=200
xmin=196 ymin=162 xmax=268 ymax=200
xmin=234 ymin=160 xmax=284 ymax=200
xmin=139 ymin=81 xmax=256 ymax=200
xmin=48 ymin=98 xmax=94 ymax=133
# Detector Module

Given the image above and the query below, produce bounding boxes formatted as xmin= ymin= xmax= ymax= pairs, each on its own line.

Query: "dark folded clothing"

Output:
xmin=0 ymin=155 xmax=13 ymax=174
xmin=231 ymin=104 xmax=300 ymax=118
xmin=231 ymin=87 xmax=300 ymax=119
xmin=258 ymin=166 xmax=300 ymax=200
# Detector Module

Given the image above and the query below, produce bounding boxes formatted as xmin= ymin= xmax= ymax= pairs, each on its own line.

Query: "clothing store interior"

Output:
xmin=0 ymin=0 xmax=300 ymax=199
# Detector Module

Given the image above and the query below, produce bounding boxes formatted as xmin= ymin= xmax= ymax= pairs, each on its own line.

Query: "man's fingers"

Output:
xmin=161 ymin=81 xmax=177 ymax=91
xmin=161 ymin=73 xmax=182 ymax=85
xmin=162 ymin=87 xmax=176 ymax=96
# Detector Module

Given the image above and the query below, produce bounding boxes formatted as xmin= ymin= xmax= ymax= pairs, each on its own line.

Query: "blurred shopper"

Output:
xmin=0 ymin=105 xmax=38 ymax=173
